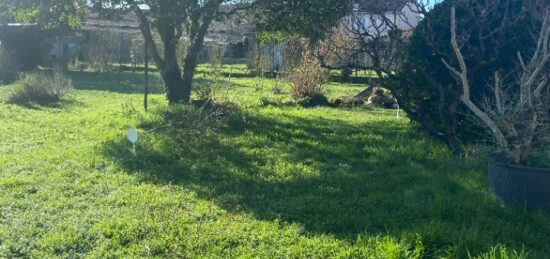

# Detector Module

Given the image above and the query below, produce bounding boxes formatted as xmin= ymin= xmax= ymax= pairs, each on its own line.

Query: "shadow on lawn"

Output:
xmin=102 ymin=109 xmax=550 ymax=257
xmin=69 ymin=71 xmax=252 ymax=94
xmin=6 ymin=96 xmax=85 ymax=110
xmin=70 ymin=71 xmax=164 ymax=94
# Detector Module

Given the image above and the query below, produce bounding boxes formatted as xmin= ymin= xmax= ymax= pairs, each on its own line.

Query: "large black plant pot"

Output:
xmin=488 ymin=158 xmax=550 ymax=214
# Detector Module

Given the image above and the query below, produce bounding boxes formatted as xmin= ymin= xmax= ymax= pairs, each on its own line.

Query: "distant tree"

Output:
xmin=0 ymin=0 xmax=86 ymax=29
xmin=86 ymin=31 xmax=120 ymax=72
xmin=254 ymin=0 xmax=353 ymax=42
xmin=1 ymin=0 xmax=87 ymax=72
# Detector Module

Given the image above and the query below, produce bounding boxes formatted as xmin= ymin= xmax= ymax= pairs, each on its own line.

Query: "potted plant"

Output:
xmin=443 ymin=5 xmax=550 ymax=213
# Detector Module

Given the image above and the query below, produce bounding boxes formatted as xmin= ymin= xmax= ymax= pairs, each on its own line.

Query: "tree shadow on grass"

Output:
xmin=69 ymin=71 xmax=164 ymax=94
xmin=192 ymin=76 xmax=257 ymax=89
xmin=5 ymin=96 xmax=85 ymax=110
xmin=102 ymin=109 xmax=550 ymax=257
xmin=69 ymin=71 xmax=251 ymax=94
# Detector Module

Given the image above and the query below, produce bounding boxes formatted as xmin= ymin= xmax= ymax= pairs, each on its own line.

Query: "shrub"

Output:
xmin=8 ymin=72 xmax=72 ymax=104
xmin=193 ymin=83 xmax=213 ymax=101
xmin=286 ymin=46 xmax=330 ymax=105
xmin=85 ymin=31 xmax=120 ymax=72
xmin=259 ymin=96 xmax=284 ymax=107
xmin=247 ymin=43 xmax=270 ymax=76
xmin=333 ymin=94 xmax=364 ymax=107
xmin=297 ymin=93 xmax=330 ymax=107
xmin=395 ymin=0 xmax=544 ymax=148
xmin=142 ymin=101 xmax=238 ymax=140
xmin=271 ymin=75 xmax=284 ymax=95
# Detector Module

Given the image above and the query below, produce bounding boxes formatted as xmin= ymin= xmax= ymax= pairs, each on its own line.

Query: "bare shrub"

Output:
xmin=8 ymin=72 xmax=72 ymax=104
xmin=314 ymin=28 xmax=358 ymax=69
xmin=130 ymin=39 xmax=145 ymax=71
xmin=247 ymin=43 xmax=270 ymax=76
xmin=210 ymin=44 xmax=226 ymax=89
xmin=145 ymin=101 xmax=238 ymax=139
xmin=443 ymin=5 xmax=550 ymax=164
xmin=281 ymin=38 xmax=303 ymax=73
xmin=86 ymin=31 xmax=119 ymax=72
xmin=209 ymin=44 xmax=226 ymax=70
xmin=271 ymin=74 xmax=284 ymax=94
xmin=286 ymin=42 xmax=330 ymax=106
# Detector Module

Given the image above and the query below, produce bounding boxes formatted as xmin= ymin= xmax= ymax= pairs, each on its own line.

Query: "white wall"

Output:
xmin=347 ymin=2 xmax=422 ymax=35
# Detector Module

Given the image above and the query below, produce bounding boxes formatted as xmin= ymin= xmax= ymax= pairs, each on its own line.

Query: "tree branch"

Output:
xmin=494 ymin=71 xmax=504 ymax=114
xmin=445 ymin=5 xmax=509 ymax=149
xmin=127 ymin=0 xmax=164 ymax=68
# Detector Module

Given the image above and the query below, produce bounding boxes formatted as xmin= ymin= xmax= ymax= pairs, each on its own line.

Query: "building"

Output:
xmin=349 ymin=0 xmax=422 ymax=35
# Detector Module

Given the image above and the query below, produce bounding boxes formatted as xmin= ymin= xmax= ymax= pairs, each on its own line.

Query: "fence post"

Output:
xmin=144 ymin=39 xmax=149 ymax=111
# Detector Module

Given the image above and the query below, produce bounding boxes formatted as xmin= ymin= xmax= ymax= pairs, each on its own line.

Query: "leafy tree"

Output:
xmin=0 ymin=0 xmax=86 ymax=29
xmin=254 ymin=0 xmax=352 ymax=42
xmin=4 ymin=0 xmax=351 ymax=103
xmin=91 ymin=0 xmax=351 ymax=103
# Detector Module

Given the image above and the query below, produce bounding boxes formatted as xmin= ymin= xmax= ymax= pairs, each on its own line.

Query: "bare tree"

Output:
xmin=87 ymin=30 xmax=120 ymax=72
xmin=314 ymin=27 xmax=358 ymax=69
xmin=130 ymin=38 xmax=145 ymax=72
xmin=443 ymin=4 xmax=550 ymax=164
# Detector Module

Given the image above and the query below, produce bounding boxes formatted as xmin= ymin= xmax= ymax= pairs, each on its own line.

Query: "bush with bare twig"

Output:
xmin=7 ymin=72 xmax=72 ymax=104
xmin=144 ymin=101 xmax=238 ymax=140
xmin=443 ymin=5 xmax=550 ymax=164
xmin=86 ymin=31 xmax=120 ymax=72
xmin=286 ymin=41 xmax=330 ymax=107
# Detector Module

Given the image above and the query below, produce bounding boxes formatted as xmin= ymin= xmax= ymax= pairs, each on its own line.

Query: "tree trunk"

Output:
xmin=180 ymin=23 xmax=211 ymax=103
xmin=161 ymin=38 xmax=186 ymax=103
xmin=162 ymin=62 xmax=185 ymax=103
xmin=181 ymin=51 xmax=198 ymax=103
xmin=131 ymin=1 xmax=218 ymax=104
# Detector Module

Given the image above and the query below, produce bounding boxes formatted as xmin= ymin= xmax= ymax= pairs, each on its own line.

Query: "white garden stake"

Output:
xmin=127 ymin=128 xmax=138 ymax=155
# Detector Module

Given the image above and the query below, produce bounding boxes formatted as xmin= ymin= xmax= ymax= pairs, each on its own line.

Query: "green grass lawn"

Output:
xmin=1 ymin=70 xmax=549 ymax=258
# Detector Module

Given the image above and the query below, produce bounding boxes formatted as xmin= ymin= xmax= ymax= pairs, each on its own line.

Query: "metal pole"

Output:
xmin=56 ymin=0 xmax=62 ymax=73
xmin=144 ymin=39 xmax=149 ymax=111
xmin=119 ymin=29 xmax=123 ymax=75
xmin=57 ymin=29 xmax=62 ymax=73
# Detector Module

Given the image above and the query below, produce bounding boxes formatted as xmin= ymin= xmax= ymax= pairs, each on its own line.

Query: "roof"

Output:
xmin=83 ymin=11 xmax=141 ymax=33
xmin=82 ymin=8 xmax=254 ymax=44
xmin=3 ymin=23 xmax=38 ymax=27
xmin=355 ymin=0 xmax=409 ymax=13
